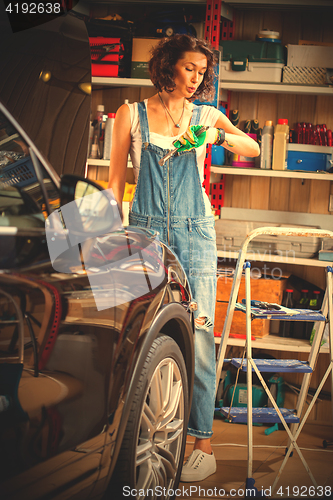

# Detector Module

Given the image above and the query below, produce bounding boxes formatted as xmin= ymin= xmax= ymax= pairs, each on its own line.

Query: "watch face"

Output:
xmin=165 ymin=26 xmax=174 ymax=37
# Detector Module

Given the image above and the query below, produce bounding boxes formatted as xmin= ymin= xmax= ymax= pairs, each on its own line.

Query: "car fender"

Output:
xmin=109 ymin=301 xmax=194 ymax=478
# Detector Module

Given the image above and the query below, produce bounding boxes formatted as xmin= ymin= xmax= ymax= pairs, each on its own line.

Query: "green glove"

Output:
xmin=174 ymin=125 xmax=224 ymax=152
xmin=173 ymin=125 xmax=209 ymax=152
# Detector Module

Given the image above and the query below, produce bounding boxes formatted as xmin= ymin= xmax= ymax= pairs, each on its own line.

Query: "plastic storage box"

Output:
xmin=90 ymin=37 xmax=124 ymax=77
xmin=287 ymin=144 xmax=333 ymax=172
xmin=219 ymin=40 xmax=285 ymax=83
xmin=215 ymin=220 xmax=321 ymax=259
xmin=282 ymin=66 xmax=327 ymax=85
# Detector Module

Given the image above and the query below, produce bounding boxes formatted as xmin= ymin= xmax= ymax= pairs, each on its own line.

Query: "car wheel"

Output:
xmin=115 ymin=335 xmax=188 ymax=499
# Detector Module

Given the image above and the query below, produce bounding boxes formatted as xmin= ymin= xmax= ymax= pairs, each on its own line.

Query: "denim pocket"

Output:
xmin=189 ymin=222 xmax=217 ymax=277
xmin=195 ymin=223 xmax=216 ymax=242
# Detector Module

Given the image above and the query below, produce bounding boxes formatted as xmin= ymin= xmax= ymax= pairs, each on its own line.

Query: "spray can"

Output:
xmin=272 ymin=119 xmax=289 ymax=170
xmin=260 ymin=120 xmax=274 ymax=169
xmin=103 ymin=113 xmax=116 ymax=160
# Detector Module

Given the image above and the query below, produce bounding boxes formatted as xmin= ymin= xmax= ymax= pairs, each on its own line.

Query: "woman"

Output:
xmin=108 ymin=34 xmax=259 ymax=483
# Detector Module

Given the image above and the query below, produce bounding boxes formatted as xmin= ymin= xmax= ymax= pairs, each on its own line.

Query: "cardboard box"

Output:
xmin=215 ymin=301 xmax=270 ymax=338
xmin=287 ymin=45 xmax=333 ymax=68
xmin=214 ymin=275 xmax=287 ymax=338
xmin=131 ymin=38 xmax=160 ymax=79
xmin=216 ymin=274 xmax=287 ymax=303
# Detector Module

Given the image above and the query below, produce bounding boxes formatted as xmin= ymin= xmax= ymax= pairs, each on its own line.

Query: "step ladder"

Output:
xmin=215 ymin=227 xmax=333 ymax=496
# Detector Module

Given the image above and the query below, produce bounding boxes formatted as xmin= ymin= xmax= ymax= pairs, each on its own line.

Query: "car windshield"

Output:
xmin=0 ymin=109 xmax=59 ymax=229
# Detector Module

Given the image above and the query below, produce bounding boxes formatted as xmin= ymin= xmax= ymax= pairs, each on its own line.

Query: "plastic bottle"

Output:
xmin=279 ymin=289 xmax=294 ymax=338
xmin=87 ymin=120 xmax=95 ymax=158
xmin=293 ymin=289 xmax=309 ymax=339
xmin=96 ymin=104 xmax=104 ymax=142
xmin=99 ymin=117 xmax=106 ymax=158
xmin=96 ymin=104 xmax=104 ymax=125
xmin=103 ymin=113 xmax=116 ymax=160
xmin=272 ymin=118 xmax=289 ymax=170
xmin=90 ymin=132 xmax=100 ymax=159
xmin=306 ymin=290 xmax=321 ymax=341
xmin=260 ymin=120 xmax=274 ymax=169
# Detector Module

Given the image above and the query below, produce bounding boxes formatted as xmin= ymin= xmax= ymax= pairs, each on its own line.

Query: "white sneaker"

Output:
xmin=180 ymin=449 xmax=217 ymax=482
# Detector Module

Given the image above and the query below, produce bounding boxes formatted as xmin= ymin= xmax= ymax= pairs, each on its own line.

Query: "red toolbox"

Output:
xmin=89 ymin=37 xmax=124 ymax=77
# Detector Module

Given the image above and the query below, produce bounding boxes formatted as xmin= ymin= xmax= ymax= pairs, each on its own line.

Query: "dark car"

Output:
xmin=0 ymin=11 xmax=195 ymax=500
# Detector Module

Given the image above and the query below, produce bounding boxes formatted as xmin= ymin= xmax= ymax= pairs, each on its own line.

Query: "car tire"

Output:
xmin=115 ymin=334 xmax=188 ymax=499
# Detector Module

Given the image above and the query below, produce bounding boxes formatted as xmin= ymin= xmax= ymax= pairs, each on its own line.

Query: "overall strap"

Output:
xmin=190 ymin=104 xmax=202 ymax=126
xmin=137 ymin=101 xmax=150 ymax=144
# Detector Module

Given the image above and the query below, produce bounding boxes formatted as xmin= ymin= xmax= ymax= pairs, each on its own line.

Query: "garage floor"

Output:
xmin=179 ymin=418 xmax=333 ymax=499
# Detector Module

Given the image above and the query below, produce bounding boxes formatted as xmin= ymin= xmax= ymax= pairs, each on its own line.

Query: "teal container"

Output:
xmin=220 ymin=40 xmax=286 ymax=67
xmin=211 ymin=145 xmax=225 ymax=165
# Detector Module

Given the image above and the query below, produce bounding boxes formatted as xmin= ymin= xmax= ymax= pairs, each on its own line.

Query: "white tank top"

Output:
xmin=127 ymin=99 xmax=221 ymax=215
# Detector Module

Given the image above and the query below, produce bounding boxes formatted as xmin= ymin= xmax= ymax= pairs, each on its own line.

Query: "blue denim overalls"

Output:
xmin=129 ymin=101 xmax=217 ymax=439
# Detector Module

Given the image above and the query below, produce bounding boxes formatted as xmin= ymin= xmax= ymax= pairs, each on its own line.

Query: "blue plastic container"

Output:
xmin=211 ymin=145 xmax=225 ymax=165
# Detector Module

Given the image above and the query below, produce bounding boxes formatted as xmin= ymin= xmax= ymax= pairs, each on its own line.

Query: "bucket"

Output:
xmin=231 ymin=133 xmax=257 ymax=167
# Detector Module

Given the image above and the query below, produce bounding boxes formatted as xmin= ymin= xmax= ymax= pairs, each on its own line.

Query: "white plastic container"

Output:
xmin=103 ymin=113 xmax=116 ymax=160
xmin=220 ymin=60 xmax=284 ymax=83
xmin=260 ymin=120 xmax=274 ymax=169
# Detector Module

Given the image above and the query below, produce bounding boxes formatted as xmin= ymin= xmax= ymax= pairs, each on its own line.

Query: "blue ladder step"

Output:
xmin=231 ymin=358 xmax=313 ymax=373
xmin=235 ymin=303 xmax=326 ymax=321
xmin=219 ymin=407 xmax=300 ymax=424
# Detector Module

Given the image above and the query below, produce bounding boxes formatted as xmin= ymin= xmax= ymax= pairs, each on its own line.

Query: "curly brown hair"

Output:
xmin=148 ymin=34 xmax=217 ymax=102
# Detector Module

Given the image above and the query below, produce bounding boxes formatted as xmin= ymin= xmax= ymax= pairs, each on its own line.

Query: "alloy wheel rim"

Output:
xmin=135 ymin=357 xmax=184 ymax=499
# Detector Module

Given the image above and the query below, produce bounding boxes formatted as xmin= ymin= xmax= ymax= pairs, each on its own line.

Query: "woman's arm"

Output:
xmin=108 ymin=104 xmax=132 ymax=210
xmin=214 ymin=111 xmax=260 ymax=157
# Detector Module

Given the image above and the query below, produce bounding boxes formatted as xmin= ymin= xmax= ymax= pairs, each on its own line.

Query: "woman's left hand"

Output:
xmin=174 ymin=125 xmax=221 ymax=151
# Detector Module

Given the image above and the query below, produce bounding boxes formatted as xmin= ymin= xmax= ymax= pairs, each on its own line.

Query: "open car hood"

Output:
xmin=0 ymin=13 xmax=91 ymax=177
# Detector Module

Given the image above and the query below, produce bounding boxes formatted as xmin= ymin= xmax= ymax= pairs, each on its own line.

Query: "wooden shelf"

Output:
xmin=220 ymin=81 xmax=333 ymax=95
xmin=216 ymin=249 xmax=332 ymax=267
xmin=215 ymin=333 xmax=329 ymax=353
xmin=87 ymin=159 xmax=133 ymax=168
xmin=92 ymin=78 xmax=333 ymax=96
xmin=92 ymin=77 xmax=153 ymax=88
xmin=211 ymin=165 xmax=333 ymax=181
xmin=86 ymin=159 xmax=109 ymax=166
